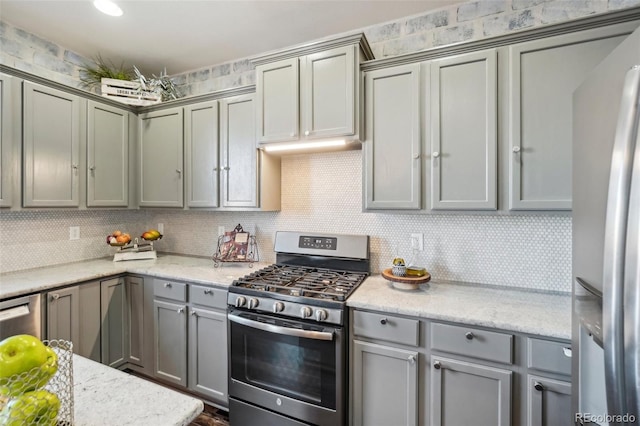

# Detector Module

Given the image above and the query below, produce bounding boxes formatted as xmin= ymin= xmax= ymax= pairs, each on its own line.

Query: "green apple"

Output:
xmin=0 ymin=389 xmax=60 ymax=426
xmin=0 ymin=335 xmax=57 ymax=396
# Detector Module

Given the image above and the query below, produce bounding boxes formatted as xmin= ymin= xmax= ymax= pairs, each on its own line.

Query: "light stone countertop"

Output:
xmin=0 ymin=255 xmax=269 ymax=300
xmin=347 ymin=275 xmax=572 ymax=340
xmin=73 ymin=355 xmax=203 ymax=426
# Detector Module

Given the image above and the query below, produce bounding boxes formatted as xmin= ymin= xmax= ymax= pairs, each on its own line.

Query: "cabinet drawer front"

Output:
xmin=353 ymin=310 xmax=419 ymax=347
xmin=153 ymin=279 xmax=187 ymax=302
xmin=189 ymin=285 xmax=226 ymax=309
xmin=430 ymin=322 xmax=513 ymax=364
xmin=527 ymin=338 xmax=572 ymax=376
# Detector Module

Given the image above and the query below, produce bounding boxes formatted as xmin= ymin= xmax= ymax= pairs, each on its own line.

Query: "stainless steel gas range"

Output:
xmin=227 ymin=231 xmax=370 ymax=426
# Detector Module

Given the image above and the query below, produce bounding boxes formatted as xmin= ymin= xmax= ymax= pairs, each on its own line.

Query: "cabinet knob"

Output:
xmin=213 ymin=167 xmax=218 ymax=172
xmin=164 ymin=283 xmax=172 ymax=288
xmin=89 ymin=166 xmax=96 ymax=172
xmin=176 ymin=169 xmax=182 ymax=176
xmin=534 ymin=382 xmax=544 ymax=392
xmin=380 ymin=317 xmax=388 ymax=325
xmin=434 ymin=361 xmax=442 ymax=370
xmin=50 ymin=293 xmax=60 ymax=301
xmin=408 ymin=354 xmax=416 ymax=364
xmin=190 ymin=310 xmax=197 ymax=317
xmin=72 ymin=164 xmax=78 ymax=172
xmin=413 ymin=153 xmax=420 ymax=160
xmin=563 ymin=347 xmax=572 ymax=358
xmin=432 ymin=152 xmax=440 ymax=158
xmin=223 ymin=166 xmax=230 ymax=171
xmin=304 ymin=130 xmax=310 ymax=136
xmin=465 ymin=332 xmax=474 ymax=340
xmin=512 ymin=146 xmax=521 ymax=153
xmin=204 ymin=289 xmax=213 ymax=295
xmin=177 ymin=307 xmax=185 ymax=314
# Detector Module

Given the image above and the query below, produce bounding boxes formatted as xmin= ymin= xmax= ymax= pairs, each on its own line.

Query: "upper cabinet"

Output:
xmin=507 ymin=24 xmax=634 ymax=210
xmin=23 ymin=81 xmax=81 ymax=207
xmin=0 ymin=73 xmax=18 ymax=208
xmin=138 ymin=107 xmax=184 ymax=207
xmin=430 ymin=49 xmax=497 ymax=211
xmin=87 ymin=101 xmax=130 ymax=207
xmin=253 ymin=34 xmax=373 ymax=147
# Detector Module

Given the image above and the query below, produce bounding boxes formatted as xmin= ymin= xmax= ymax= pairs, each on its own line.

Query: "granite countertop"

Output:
xmin=0 ymin=255 xmax=269 ymax=300
xmin=73 ymin=355 xmax=203 ymax=426
xmin=347 ymin=275 xmax=572 ymax=340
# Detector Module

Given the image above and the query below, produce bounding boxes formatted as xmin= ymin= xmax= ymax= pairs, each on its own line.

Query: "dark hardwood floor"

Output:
xmin=190 ymin=404 xmax=229 ymax=426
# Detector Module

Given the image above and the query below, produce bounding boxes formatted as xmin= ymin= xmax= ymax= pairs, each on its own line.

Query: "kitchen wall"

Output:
xmin=2 ymin=0 xmax=636 ymax=292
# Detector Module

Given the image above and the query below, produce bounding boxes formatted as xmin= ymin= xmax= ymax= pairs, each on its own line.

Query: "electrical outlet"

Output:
xmin=69 ymin=226 xmax=80 ymax=240
xmin=410 ymin=233 xmax=423 ymax=251
xmin=157 ymin=223 xmax=164 ymax=234
xmin=218 ymin=226 xmax=225 ymax=237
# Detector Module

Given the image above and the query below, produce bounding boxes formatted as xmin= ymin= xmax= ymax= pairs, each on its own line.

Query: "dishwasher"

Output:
xmin=0 ymin=294 xmax=42 ymax=340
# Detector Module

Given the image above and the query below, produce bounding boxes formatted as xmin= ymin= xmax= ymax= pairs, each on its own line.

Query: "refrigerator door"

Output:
xmin=602 ymin=65 xmax=640 ymax=421
xmin=623 ymin=126 xmax=640 ymax=420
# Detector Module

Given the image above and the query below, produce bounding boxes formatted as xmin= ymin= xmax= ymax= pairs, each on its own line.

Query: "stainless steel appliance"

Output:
xmin=573 ymin=25 xmax=640 ymax=424
xmin=0 ymin=294 xmax=42 ymax=340
xmin=227 ymin=231 xmax=369 ymax=426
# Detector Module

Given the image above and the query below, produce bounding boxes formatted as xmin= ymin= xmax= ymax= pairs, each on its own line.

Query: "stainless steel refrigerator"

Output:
xmin=573 ymin=25 xmax=640 ymax=425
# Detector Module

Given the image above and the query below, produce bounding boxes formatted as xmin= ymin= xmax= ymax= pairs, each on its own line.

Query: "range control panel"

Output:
xmin=299 ymin=236 xmax=337 ymax=250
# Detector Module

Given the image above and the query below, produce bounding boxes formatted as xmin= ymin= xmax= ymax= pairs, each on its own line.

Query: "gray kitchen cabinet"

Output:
xmin=0 ymin=73 xmax=18 ymax=208
xmin=23 ymin=81 xmax=81 ymax=207
xmin=507 ymin=24 xmax=634 ymax=210
xmin=220 ymin=94 xmax=281 ymax=210
xmin=255 ymin=58 xmax=299 ymax=143
xmin=184 ymin=100 xmax=219 ymax=208
xmin=100 ymin=277 xmax=127 ymax=369
xmin=153 ymin=298 xmax=188 ymax=387
xmin=430 ymin=49 xmax=497 ymax=210
xmin=363 ymin=63 xmax=421 ymax=210
xmin=46 ymin=286 xmax=80 ymax=348
xmin=77 ymin=281 xmax=101 ymax=362
xmin=87 ymin=100 xmax=129 ymax=207
xmin=352 ymin=340 xmax=418 ymax=426
xmin=139 ymin=107 xmax=184 ymax=207
xmin=126 ymin=275 xmax=146 ymax=368
xmin=430 ymin=355 xmax=512 ymax=426
xmin=527 ymin=375 xmax=571 ymax=426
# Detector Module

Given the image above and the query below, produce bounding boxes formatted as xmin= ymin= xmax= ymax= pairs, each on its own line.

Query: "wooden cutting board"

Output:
xmin=381 ymin=268 xmax=431 ymax=285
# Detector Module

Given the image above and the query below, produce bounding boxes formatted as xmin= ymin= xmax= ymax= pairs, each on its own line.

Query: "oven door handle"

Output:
xmin=228 ymin=313 xmax=335 ymax=341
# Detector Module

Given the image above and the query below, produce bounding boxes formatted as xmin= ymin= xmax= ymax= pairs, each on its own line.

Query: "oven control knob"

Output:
xmin=235 ymin=296 xmax=247 ymax=308
xmin=300 ymin=306 xmax=313 ymax=319
xmin=315 ymin=309 xmax=328 ymax=322
xmin=249 ymin=298 xmax=259 ymax=309
xmin=273 ymin=301 xmax=285 ymax=313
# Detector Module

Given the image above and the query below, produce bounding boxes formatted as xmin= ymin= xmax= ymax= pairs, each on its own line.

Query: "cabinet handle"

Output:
xmin=176 ymin=169 xmax=182 ymax=176
xmin=408 ymin=354 xmax=416 ymax=364
xmin=432 ymin=152 xmax=440 ymax=158
xmin=177 ymin=307 xmax=184 ymax=314
xmin=164 ymin=283 xmax=172 ymax=288
xmin=434 ymin=361 xmax=442 ymax=370
xmin=204 ymin=289 xmax=213 ymax=295
xmin=213 ymin=167 xmax=218 ymax=172
xmin=465 ymin=332 xmax=474 ymax=340
xmin=563 ymin=347 xmax=572 ymax=358
xmin=89 ymin=166 xmax=96 ymax=172
xmin=304 ymin=130 xmax=310 ymax=136
xmin=223 ymin=166 xmax=230 ymax=171
xmin=190 ymin=310 xmax=197 ymax=317
xmin=380 ymin=317 xmax=388 ymax=325
xmin=534 ymin=381 xmax=544 ymax=391
xmin=512 ymin=146 xmax=521 ymax=153
xmin=413 ymin=153 xmax=420 ymax=160
xmin=50 ymin=293 xmax=60 ymax=301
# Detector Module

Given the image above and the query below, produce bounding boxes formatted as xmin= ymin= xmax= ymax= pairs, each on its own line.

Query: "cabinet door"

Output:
xmin=301 ymin=45 xmax=356 ymax=139
xmin=188 ymin=306 xmax=228 ymax=404
xmin=220 ymin=94 xmax=258 ymax=208
xmin=126 ymin=276 xmax=145 ymax=367
xmin=139 ymin=107 xmax=184 ymax=207
xmin=78 ymin=281 xmax=101 ymax=362
xmin=47 ymin=286 xmax=80 ymax=346
xmin=185 ymin=100 xmax=219 ymax=208
xmin=509 ymin=27 xmax=630 ymax=210
xmin=256 ymin=58 xmax=299 ymax=143
xmin=23 ymin=81 xmax=80 ymax=207
xmin=352 ymin=340 xmax=418 ymax=426
xmin=364 ymin=64 xmax=421 ymax=210
xmin=430 ymin=356 xmax=512 ymax=426
xmin=0 ymin=73 xmax=15 ymax=208
xmin=430 ymin=49 xmax=497 ymax=210
xmin=528 ymin=375 xmax=571 ymax=426
xmin=87 ymin=100 xmax=129 ymax=207
xmin=101 ymin=277 xmax=127 ymax=369
xmin=153 ymin=299 xmax=187 ymax=386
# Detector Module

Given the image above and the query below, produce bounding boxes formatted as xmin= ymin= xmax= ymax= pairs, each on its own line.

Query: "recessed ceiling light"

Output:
xmin=94 ymin=0 xmax=123 ymax=17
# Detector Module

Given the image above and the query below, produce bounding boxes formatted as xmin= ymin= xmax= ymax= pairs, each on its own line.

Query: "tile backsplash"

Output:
xmin=0 ymin=151 xmax=571 ymax=293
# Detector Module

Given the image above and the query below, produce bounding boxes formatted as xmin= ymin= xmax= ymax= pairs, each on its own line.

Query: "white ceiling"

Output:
xmin=0 ymin=0 xmax=461 ymax=76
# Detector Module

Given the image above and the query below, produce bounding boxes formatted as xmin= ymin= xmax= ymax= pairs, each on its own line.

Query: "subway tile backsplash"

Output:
xmin=0 ymin=151 xmax=571 ymax=293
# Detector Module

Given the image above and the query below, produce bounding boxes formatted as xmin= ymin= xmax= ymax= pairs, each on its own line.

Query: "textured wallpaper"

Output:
xmin=1 ymin=151 xmax=572 ymax=293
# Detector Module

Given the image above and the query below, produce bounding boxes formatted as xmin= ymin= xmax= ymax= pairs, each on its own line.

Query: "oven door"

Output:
xmin=228 ymin=309 xmax=344 ymax=426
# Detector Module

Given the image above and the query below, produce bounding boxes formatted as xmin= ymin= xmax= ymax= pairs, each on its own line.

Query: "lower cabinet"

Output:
xmin=352 ymin=340 xmax=418 ymax=426
xmin=100 ymin=277 xmax=127 ymax=368
xmin=153 ymin=298 xmax=188 ymax=387
xmin=430 ymin=356 xmax=512 ymax=426
xmin=47 ymin=285 xmax=81 ymax=347
xmin=527 ymin=375 xmax=571 ymax=426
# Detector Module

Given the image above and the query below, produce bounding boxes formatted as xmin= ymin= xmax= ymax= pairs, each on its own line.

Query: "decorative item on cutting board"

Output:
xmin=212 ymin=224 xmax=259 ymax=268
xmin=382 ymin=256 xmax=430 ymax=290
xmin=107 ymin=229 xmax=161 ymax=262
